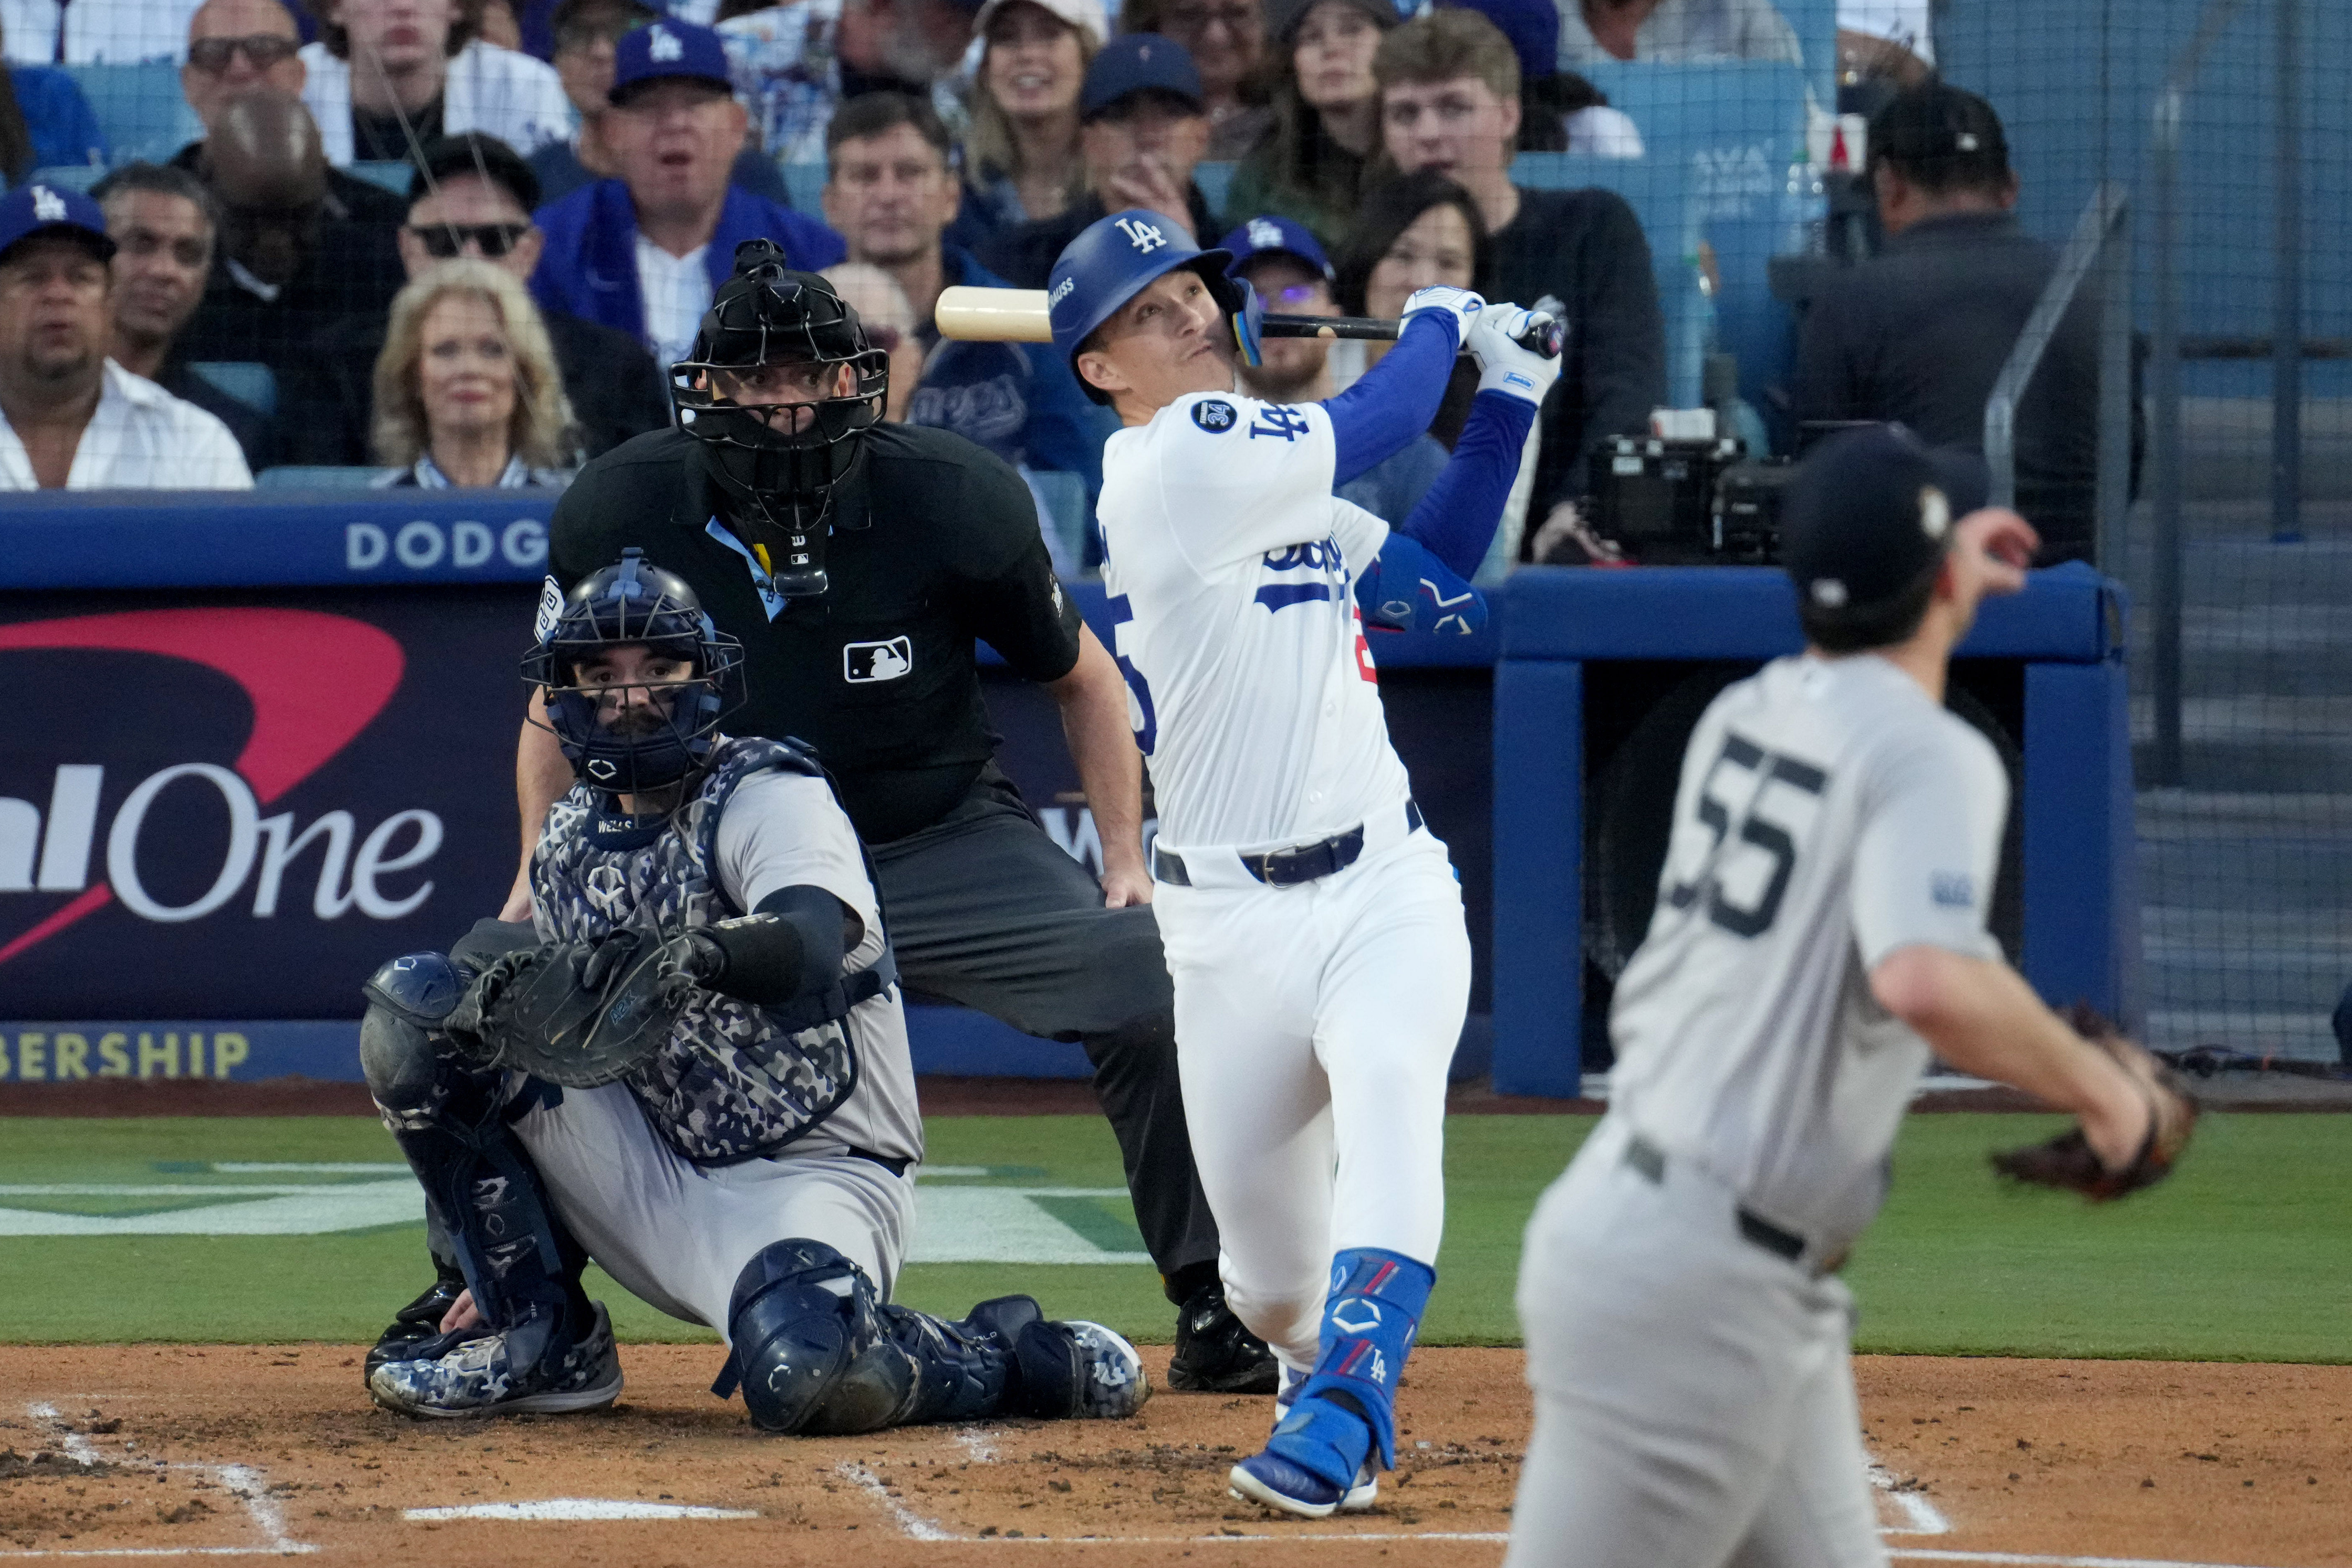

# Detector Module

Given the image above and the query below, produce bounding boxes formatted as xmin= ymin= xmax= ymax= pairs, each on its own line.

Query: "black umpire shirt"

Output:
xmin=547 ymin=424 xmax=1085 ymax=845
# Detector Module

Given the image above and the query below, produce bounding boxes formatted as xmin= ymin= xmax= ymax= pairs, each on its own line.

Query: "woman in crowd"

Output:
xmin=1334 ymin=167 xmax=1535 ymax=577
xmin=1223 ymin=0 xmax=1398 ymax=246
xmin=1121 ymin=0 xmax=1267 ymax=157
xmin=372 ymin=260 xmax=579 ymax=487
xmin=951 ymin=0 xmax=1103 ymax=251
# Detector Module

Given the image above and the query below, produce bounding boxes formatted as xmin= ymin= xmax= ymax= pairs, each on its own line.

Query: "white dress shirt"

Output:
xmin=0 ymin=360 xmax=252 ymax=490
xmin=635 ymin=234 xmax=712 ymax=371
xmin=297 ymin=39 xmax=573 ymax=166
xmin=0 ymin=0 xmax=197 ymax=63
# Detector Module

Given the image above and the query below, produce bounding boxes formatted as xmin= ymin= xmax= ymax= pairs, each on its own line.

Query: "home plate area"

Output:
xmin=3 ymin=1349 xmax=2347 ymax=1568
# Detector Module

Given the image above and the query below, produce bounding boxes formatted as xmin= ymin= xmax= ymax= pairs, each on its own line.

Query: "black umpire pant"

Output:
xmin=871 ymin=766 xmax=1220 ymax=1295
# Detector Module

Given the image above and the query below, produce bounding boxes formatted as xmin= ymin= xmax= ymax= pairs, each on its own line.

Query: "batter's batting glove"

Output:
xmin=1400 ymin=285 xmax=1485 ymax=351
xmin=1466 ymin=302 xmax=1564 ymax=407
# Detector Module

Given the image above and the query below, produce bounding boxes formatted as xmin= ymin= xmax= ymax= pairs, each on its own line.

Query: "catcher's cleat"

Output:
xmin=1166 ymin=1282 xmax=1279 ymax=1394
xmin=368 ymin=1302 xmax=621 ymax=1419
xmin=362 ymin=1262 xmax=469 ymax=1379
xmin=1228 ymin=1451 xmax=1378 ymax=1518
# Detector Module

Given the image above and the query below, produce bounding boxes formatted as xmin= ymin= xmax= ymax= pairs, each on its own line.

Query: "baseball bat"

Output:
xmin=934 ymin=286 xmax=1565 ymax=359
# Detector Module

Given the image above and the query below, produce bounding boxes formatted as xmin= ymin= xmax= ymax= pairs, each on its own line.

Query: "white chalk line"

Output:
xmin=404 ymin=1500 xmax=760 ymax=1522
xmin=1871 ymin=1458 xmax=1954 ymax=1536
xmin=13 ymin=1402 xmax=317 ymax=1559
xmin=956 ymin=1426 xmax=1003 ymax=1464
xmin=836 ymin=1461 xmax=957 ymax=1541
xmin=1889 ymin=1555 xmax=2293 ymax=1568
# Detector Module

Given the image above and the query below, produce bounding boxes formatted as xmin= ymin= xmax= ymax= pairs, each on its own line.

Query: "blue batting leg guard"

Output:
xmin=1265 ymin=1249 xmax=1433 ymax=1485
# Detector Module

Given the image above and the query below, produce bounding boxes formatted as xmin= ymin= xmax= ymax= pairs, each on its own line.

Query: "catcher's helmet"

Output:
xmin=523 ymin=549 xmax=746 ymax=796
xmin=1049 ymin=208 xmax=1254 ymax=405
xmin=670 ymin=240 xmax=888 ymax=597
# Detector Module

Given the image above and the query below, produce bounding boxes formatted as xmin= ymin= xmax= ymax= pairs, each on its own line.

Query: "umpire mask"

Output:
xmin=671 ymin=241 xmax=889 ymax=599
xmin=523 ymin=550 xmax=747 ymax=797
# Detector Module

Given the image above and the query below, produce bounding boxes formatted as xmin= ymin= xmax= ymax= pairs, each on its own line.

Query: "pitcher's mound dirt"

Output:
xmin=3 ymin=1346 xmax=2346 ymax=1566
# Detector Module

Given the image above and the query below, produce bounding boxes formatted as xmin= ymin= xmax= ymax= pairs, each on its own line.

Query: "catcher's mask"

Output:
xmin=670 ymin=240 xmax=889 ymax=599
xmin=524 ymin=548 xmax=745 ymax=796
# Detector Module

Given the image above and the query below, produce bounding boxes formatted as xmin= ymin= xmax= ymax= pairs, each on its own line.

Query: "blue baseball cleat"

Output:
xmin=1228 ymin=1449 xmax=1377 ymax=1517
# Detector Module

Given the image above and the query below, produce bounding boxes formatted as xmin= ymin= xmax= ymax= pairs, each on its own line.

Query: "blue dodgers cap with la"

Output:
xmin=1781 ymin=424 xmax=1990 ymax=612
xmin=1049 ymin=207 xmax=1239 ymax=402
xmin=1081 ymin=33 xmax=1204 ymax=117
xmin=610 ymin=17 xmax=732 ymax=104
xmin=0 ymin=181 xmax=115 ymax=263
xmin=1220 ymin=214 xmax=1332 ymax=282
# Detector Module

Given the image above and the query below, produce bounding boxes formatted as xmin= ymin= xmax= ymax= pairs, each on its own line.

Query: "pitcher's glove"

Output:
xmin=1989 ymin=1005 xmax=2199 ymax=1201
xmin=443 ymin=929 xmax=708 ymax=1088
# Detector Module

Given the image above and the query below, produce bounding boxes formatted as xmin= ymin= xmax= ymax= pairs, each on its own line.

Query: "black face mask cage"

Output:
xmin=670 ymin=265 xmax=889 ymax=597
xmin=524 ymin=617 xmax=747 ymax=799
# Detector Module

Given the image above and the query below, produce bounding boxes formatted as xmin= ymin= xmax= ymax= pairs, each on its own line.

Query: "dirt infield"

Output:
xmin=3 ymin=1347 xmax=2345 ymax=1567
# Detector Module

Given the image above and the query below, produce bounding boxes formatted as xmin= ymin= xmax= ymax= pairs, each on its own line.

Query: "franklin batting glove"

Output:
xmin=1400 ymin=285 xmax=1485 ymax=351
xmin=1466 ymin=302 xmax=1563 ymax=407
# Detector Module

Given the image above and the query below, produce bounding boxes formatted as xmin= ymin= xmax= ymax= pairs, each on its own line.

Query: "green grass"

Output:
xmin=0 ymin=1111 xmax=2344 ymax=1361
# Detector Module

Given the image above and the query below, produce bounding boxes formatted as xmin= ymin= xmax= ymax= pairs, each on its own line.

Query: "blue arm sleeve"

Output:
xmin=1324 ymin=313 xmax=1462 ymax=485
xmin=1394 ymin=390 xmax=1538 ymax=579
xmin=1354 ymin=532 xmax=1487 ymax=637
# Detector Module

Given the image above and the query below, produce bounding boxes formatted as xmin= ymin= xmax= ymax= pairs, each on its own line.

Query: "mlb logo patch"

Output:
xmin=844 ymin=636 xmax=913 ymax=684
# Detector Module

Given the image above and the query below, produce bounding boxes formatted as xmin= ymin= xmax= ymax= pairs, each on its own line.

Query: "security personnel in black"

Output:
xmin=364 ymin=240 xmax=1274 ymax=1394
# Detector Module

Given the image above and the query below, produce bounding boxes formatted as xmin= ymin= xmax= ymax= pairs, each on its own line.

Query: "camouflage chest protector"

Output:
xmin=532 ymin=735 xmax=896 ymax=1165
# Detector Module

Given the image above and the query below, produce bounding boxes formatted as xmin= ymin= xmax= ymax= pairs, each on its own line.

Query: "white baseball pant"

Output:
xmin=1154 ymin=830 xmax=1471 ymax=1371
xmin=1505 ymin=1115 xmax=1886 ymax=1568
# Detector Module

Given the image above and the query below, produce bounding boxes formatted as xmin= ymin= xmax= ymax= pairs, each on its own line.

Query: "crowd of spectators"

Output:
xmin=2 ymin=0 xmax=2098 ymax=579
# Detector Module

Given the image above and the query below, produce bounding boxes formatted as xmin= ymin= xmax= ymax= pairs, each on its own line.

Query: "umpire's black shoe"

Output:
xmin=363 ymin=1263 xmax=469 ymax=1379
xmin=1166 ymin=1282 xmax=1278 ymax=1394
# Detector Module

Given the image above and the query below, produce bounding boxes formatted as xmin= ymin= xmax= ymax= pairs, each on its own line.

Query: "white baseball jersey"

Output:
xmin=1608 ymin=653 xmax=2006 ymax=1251
xmin=1096 ymin=390 xmax=1410 ymax=853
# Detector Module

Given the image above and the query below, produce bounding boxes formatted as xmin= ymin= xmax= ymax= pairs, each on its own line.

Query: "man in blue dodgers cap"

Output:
xmin=975 ymin=32 xmax=1222 ymax=288
xmin=0 ymin=183 xmax=250 ymax=491
xmin=1221 ymin=212 xmax=1448 ymax=526
xmin=530 ymin=15 xmax=845 ymax=370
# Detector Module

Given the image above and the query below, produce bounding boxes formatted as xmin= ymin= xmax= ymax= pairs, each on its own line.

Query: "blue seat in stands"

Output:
xmin=187 ymin=362 xmax=278 ymax=418
xmin=346 ymin=161 xmax=416 ymax=196
xmin=782 ymin=160 xmax=823 ymax=218
xmin=61 ymin=63 xmax=200 ymax=165
xmin=256 ymin=465 xmax=393 ymax=489
xmin=1022 ymin=467 xmax=1087 ymax=575
xmin=27 ymin=165 xmax=102 ymax=192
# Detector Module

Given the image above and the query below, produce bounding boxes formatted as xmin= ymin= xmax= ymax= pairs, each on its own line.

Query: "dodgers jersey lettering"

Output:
xmin=1607 ymin=654 xmax=2007 ymax=1250
xmin=1096 ymin=390 xmax=1411 ymax=852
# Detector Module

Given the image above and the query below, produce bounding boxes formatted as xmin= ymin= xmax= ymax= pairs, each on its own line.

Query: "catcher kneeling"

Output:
xmin=358 ymin=549 xmax=1148 ymax=1431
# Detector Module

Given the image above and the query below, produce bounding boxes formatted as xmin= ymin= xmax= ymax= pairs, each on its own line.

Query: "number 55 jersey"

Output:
xmin=1607 ymin=652 xmax=2009 ymax=1256
xmin=1094 ymin=391 xmax=1407 ymax=857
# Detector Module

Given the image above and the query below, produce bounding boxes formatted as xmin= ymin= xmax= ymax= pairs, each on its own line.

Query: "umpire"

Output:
xmin=383 ymin=239 xmax=1269 ymax=1393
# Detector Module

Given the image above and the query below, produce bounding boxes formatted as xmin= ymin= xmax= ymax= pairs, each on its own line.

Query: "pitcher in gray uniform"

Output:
xmin=361 ymin=550 xmax=1149 ymax=1433
xmin=1503 ymin=426 xmax=2185 ymax=1568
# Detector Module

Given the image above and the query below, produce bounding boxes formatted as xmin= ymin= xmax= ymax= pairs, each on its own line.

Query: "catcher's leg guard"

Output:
xmin=712 ymin=1240 xmax=919 ymax=1435
xmin=1236 ymin=1249 xmax=1432 ymax=1512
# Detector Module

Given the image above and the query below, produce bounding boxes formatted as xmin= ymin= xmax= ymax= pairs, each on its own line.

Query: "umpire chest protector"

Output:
xmin=533 ymin=735 xmax=884 ymax=1165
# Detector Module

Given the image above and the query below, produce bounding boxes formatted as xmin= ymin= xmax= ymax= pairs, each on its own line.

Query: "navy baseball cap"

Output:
xmin=1781 ymin=424 xmax=1989 ymax=612
xmin=1221 ymin=214 xmax=1333 ymax=282
xmin=0 ymin=181 xmax=115 ymax=264
xmin=1081 ymin=34 xmax=1204 ymax=118
xmin=610 ymin=17 xmax=732 ymax=105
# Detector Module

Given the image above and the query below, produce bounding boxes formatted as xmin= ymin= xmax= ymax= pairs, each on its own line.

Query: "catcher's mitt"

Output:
xmin=443 ymin=929 xmax=697 ymax=1088
xmin=1989 ymin=1005 xmax=2199 ymax=1201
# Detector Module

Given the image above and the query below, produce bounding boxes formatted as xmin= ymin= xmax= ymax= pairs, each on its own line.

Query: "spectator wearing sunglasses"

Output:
xmin=280 ymin=130 xmax=667 ymax=465
xmin=168 ymin=86 xmax=409 ymax=372
xmin=1224 ymin=212 xmax=1446 ymax=528
xmin=528 ymin=0 xmax=791 ymax=207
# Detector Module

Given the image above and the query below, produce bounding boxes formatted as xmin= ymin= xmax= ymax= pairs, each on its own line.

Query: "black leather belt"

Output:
xmin=1622 ymin=1132 xmax=1810 ymax=1266
xmin=847 ymin=1147 xmax=913 ymax=1178
xmin=1154 ymin=799 xmax=1424 ymax=889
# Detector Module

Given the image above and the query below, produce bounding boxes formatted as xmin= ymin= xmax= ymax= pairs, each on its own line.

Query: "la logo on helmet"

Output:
xmin=1115 ymin=217 xmax=1166 ymax=254
xmin=648 ymin=24 xmax=682 ymax=59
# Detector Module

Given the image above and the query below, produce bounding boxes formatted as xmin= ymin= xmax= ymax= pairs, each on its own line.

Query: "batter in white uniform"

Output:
xmin=361 ymin=551 xmax=1148 ymax=1435
xmin=1504 ymin=426 xmax=2181 ymax=1567
xmin=1044 ymin=207 xmax=1561 ymax=1517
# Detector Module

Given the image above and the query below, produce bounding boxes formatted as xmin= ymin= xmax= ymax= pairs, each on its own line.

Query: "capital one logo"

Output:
xmin=1114 ymin=217 xmax=1166 ymax=254
xmin=0 ymin=609 xmax=423 ymax=967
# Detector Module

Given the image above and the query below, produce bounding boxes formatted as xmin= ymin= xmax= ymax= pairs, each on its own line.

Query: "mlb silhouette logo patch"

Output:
xmin=844 ymin=636 xmax=913 ymax=684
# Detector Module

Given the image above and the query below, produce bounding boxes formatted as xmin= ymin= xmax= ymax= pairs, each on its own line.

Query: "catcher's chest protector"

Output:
xmin=534 ymin=737 xmax=862 ymax=1165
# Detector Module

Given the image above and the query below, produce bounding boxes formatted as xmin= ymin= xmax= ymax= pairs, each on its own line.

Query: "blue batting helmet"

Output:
xmin=1049 ymin=208 xmax=1249 ymax=403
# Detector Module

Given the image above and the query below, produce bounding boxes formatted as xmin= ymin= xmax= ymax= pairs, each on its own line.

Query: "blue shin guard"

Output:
xmin=1264 ymin=1249 xmax=1433 ymax=1489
